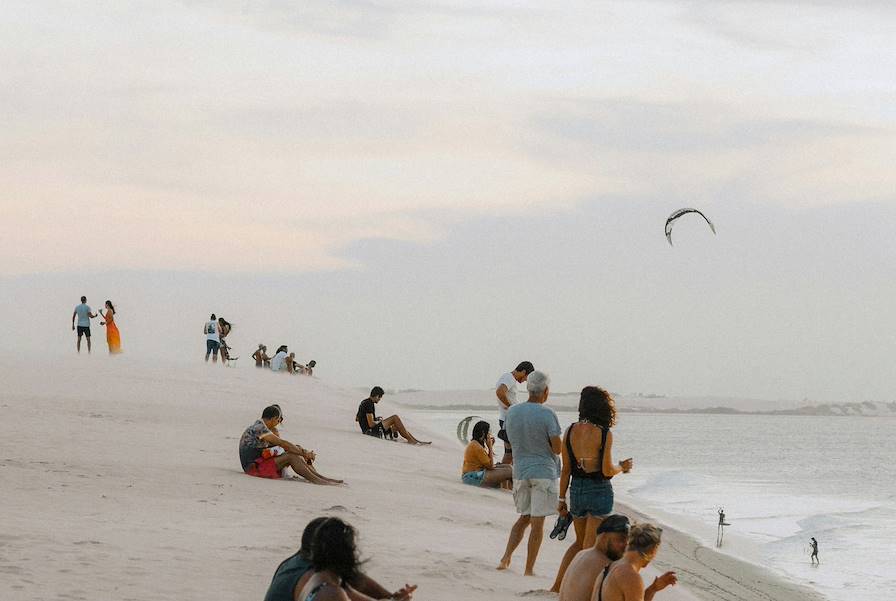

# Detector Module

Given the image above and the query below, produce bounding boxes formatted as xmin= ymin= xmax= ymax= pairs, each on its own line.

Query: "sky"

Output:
xmin=1 ymin=1 xmax=895 ymax=402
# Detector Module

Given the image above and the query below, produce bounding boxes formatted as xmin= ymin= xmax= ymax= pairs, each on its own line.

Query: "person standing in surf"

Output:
xmin=810 ymin=537 xmax=819 ymax=564
xmin=496 ymin=361 xmax=535 ymax=465
xmin=71 ymin=296 xmax=97 ymax=354
xmin=98 ymin=300 xmax=122 ymax=354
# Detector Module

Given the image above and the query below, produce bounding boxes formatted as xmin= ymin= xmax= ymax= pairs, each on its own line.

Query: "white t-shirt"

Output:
xmin=270 ymin=351 xmax=288 ymax=372
xmin=205 ymin=320 xmax=220 ymax=342
xmin=496 ymin=372 xmax=519 ymax=422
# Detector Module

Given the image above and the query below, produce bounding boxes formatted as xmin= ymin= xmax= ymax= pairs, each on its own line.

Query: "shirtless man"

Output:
xmin=592 ymin=523 xmax=677 ymax=601
xmin=559 ymin=515 xmax=630 ymax=601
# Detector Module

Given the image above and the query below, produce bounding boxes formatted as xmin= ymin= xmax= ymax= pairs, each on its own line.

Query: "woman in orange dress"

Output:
xmin=99 ymin=300 xmax=122 ymax=354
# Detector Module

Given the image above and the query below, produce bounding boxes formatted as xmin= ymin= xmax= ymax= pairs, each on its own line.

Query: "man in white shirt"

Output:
xmin=496 ymin=361 xmax=534 ymax=464
xmin=204 ymin=313 xmax=221 ymax=363
xmin=270 ymin=346 xmax=289 ymax=372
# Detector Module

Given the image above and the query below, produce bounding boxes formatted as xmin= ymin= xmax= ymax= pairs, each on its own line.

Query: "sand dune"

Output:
xmin=0 ymin=357 xmax=823 ymax=601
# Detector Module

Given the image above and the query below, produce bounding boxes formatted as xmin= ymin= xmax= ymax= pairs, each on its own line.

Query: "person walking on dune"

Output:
xmin=98 ymin=300 xmax=122 ymax=354
xmin=72 ymin=296 xmax=97 ymax=354
xmin=497 ymin=370 xmax=561 ymax=576
xmin=496 ymin=361 xmax=535 ymax=465
xmin=204 ymin=313 xmax=221 ymax=363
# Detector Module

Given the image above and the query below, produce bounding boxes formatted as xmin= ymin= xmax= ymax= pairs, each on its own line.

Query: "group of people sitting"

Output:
xmin=253 ymin=344 xmax=317 ymax=375
xmin=264 ymin=517 xmax=416 ymax=601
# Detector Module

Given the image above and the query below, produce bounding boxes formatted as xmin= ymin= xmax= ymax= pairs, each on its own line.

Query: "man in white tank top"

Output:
xmin=205 ymin=313 xmax=221 ymax=363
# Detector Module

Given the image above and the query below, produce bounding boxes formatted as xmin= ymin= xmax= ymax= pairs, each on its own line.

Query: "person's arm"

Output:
xmin=72 ymin=311 xmax=77 ymax=329
xmin=484 ymin=436 xmax=496 ymax=469
xmin=348 ymin=573 xmax=418 ymax=600
xmin=558 ymin=427 xmax=571 ymax=513
xmin=644 ymin=572 xmax=677 ymax=601
xmin=259 ymin=432 xmax=312 ymax=460
xmin=601 ymin=431 xmax=632 ymax=478
xmin=618 ymin=568 xmax=648 ymax=601
xmin=365 ymin=412 xmax=376 ymax=429
xmin=495 ymin=384 xmax=512 ymax=409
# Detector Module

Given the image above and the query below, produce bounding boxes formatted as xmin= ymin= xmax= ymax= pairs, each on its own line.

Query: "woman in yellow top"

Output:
xmin=461 ymin=421 xmax=512 ymax=488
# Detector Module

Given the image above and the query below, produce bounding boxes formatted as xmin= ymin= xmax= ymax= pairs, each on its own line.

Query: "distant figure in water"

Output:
xmin=252 ymin=344 xmax=270 ymax=368
xmin=356 ymin=387 xmax=431 ymax=445
xmin=716 ymin=508 xmax=729 ymax=547
xmin=592 ymin=523 xmax=677 ymax=601
xmin=263 ymin=517 xmax=417 ymax=601
xmin=810 ymin=537 xmax=819 ymax=564
xmin=98 ymin=300 xmax=122 ymax=354
xmin=72 ymin=295 xmax=97 ymax=353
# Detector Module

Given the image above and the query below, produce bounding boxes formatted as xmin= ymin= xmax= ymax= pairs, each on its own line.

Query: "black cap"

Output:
xmin=596 ymin=514 xmax=631 ymax=534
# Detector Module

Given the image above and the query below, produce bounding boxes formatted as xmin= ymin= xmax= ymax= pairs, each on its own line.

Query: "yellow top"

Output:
xmin=462 ymin=441 xmax=492 ymax=475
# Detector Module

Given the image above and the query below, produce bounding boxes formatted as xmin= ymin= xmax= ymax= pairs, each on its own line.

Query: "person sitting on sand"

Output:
xmin=497 ymin=370 xmax=561 ymax=576
xmin=265 ymin=517 xmax=417 ymax=601
xmin=592 ymin=523 xmax=677 ymax=601
xmin=294 ymin=517 xmax=417 ymax=601
xmin=461 ymin=420 xmax=513 ymax=488
xmin=238 ymin=405 xmax=342 ymax=485
xmin=551 ymin=387 xmax=633 ymax=592
xmin=252 ymin=344 xmax=270 ymax=368
xmin=356 ymin=387 xmax=431 ymax=445
xmin=270 ymin=346 xmax=289 ymax=372
xmin=558 ymin=514 xmax=630 ymax=601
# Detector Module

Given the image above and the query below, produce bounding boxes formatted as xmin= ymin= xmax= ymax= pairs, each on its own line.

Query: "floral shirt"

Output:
xmin=239 ymin=419 xmax=273 ymax=470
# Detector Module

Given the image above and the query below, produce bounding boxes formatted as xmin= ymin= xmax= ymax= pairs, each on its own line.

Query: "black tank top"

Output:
xmin=566 ymin=422 xmax=610 ymax=481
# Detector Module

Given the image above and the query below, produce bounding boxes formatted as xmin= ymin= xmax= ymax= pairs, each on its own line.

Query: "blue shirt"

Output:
xmin=74 ymin=304 xmax=92 ymax=327
xmin=505 ymin=401 xmax=562 ymax=480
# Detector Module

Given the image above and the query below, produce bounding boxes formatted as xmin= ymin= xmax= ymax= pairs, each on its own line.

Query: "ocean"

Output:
xmin=418 ymin=409 xmax=896 ymax=601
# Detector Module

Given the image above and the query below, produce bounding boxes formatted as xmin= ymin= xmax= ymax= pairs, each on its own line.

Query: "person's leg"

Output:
xmin=205 ymin=340 xmax=212 ymax=362
xmin=274 ymin=453 xmax=336 ymax=485
xmin=76 ymin=330 xmax=82 ymax=353
xmin=381 ymin=415 xmax=430 ymax=445
xmin=497 ymin=515 xmax=530 ymax=570
xmin=85 ymin=332 xmax=91 ymax=353
xmin=582 ymin=515 xmax=602 ymax=549
xmin=481 ymin=465 xmax=513 ymax=488
xmin=305 ymin=461 xmax=344 ymax=484
xmin=212 ymin=345 xmax=218 ymax=363
xmin=524 ymin=516 xmax=546 ymax=576
xmin=549 ymin=517 xmax=585 ymax=591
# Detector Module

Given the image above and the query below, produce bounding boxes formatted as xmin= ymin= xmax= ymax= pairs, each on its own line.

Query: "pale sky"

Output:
xmin=1 ymin=1 xmax=895 ymax=402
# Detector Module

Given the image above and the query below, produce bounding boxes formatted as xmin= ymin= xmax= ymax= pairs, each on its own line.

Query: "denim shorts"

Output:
xmin=569 ymin=477 xmax=613 ymax=518
xmin=462 ymin=470 xmax=485 ymax=487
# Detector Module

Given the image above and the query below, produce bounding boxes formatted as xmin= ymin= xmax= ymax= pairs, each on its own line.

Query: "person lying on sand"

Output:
xmin=591 ymin=523 xmax=677 ymax=601
xmin=461 ymin=420 xmax=512 ymax=488
xmin=356 ymin=387 xmax=430 ymax=445
xmin=265 ymin=517 xmax=417 ymax=601
xmin=558 ymin=514 xmax=630 ymax=601
xmin=239 ymin=405 xmax=343 ymax=485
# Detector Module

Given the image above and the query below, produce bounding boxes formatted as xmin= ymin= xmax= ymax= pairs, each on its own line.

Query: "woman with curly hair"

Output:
xmin=550 ymin=387 xmax=633 ymax=592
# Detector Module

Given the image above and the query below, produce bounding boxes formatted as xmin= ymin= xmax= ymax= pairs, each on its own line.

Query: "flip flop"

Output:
xmin=550 ymin=513 xmax=572 ymax=540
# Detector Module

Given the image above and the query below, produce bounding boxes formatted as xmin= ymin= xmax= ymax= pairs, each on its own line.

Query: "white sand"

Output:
xmin=0 ymin=357 xmax=824 ymax=601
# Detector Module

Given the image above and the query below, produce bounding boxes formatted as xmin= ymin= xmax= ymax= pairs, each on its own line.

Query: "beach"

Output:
xmin=0 ymin=357 xmax=826 ymax=601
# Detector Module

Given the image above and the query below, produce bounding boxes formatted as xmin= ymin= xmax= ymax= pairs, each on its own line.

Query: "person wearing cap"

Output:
xmin=592 ymin=523 xmax=677 ymax=601
xmin=496 ymin=370 xmax=561 ymax=575
xmin=557 ymin=515 xmax=630 ymax=601
xmin=495 ymin=361 xmax=535 ymax=464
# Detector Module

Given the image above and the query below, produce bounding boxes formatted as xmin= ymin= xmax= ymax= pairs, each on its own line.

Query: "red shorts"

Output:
xmin=246 ymin=455 xmax=282 ymax=479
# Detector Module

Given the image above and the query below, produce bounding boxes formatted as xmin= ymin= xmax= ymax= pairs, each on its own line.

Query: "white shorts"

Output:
xmin=513 ymin=478 xmax=559 ymax=518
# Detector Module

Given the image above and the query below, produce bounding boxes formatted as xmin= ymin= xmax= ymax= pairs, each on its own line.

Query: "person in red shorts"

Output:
xmin=238 ymin=405 xmax=342 ymax=485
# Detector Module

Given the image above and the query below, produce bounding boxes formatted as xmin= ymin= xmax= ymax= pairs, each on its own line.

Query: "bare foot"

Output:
xmin=524 ymin=570 xmax=536 ymax=576
xmin=497 ymin=559 xmax=511 ymax=570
